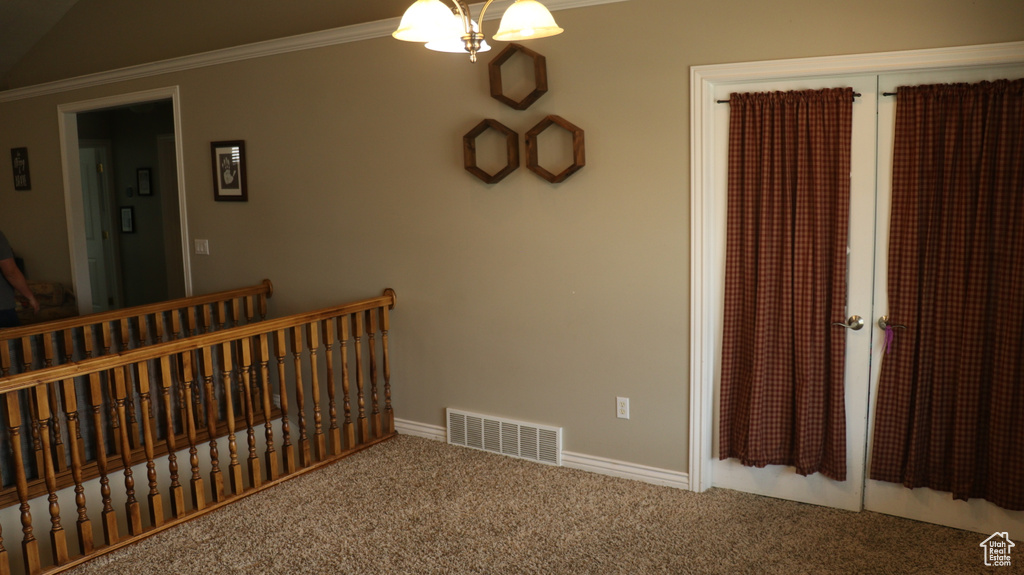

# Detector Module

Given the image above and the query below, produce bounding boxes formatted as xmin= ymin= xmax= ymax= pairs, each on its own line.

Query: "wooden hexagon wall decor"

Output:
xmin=463 ymin=119 xmax=520 ymax=184
xmin=525 ymin=115 xmax=586 ymax=183
xmin=488 ymin=43 xmax=548 ymax=111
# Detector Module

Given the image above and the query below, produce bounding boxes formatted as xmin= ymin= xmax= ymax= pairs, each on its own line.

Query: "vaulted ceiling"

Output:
xmin=0 ymin=0 xmax=80 ymax=83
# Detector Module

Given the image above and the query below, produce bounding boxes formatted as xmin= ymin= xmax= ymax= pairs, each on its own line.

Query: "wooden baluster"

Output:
xmin=119 ymin=320 xmax=141 ymax=449
xmin=153 ymin=311 xmax=167 ymax=343
xmin=200 ymin=346 xmax=225 ymax=502
xmin=159 ymin=356 xmax=186 ymax=518
xmin=65 ymin=329 xmax=86 ymax=459
xmin=4 ymin=391 xmax=41 ymax=574
xmin=100 ymin=324 xmax=120 ymax=457
xmin=113 ymin=366 xmax=143 ymax=535
xmin=32 ymin=384 xmax=70 ymax=566
xmin=258 ymin=291 xmax=268 ymax=320
xmin=273 ymin=330 xmax=296 ymax=474
xmin=365 ymin=310 xmax=381 ymax=439
xmin=61 ymin=328 xmax=75 ymax=365
xmin=245 ymin=295 xmax=256 ymax=325
xmin=170 ymin=308 xmax=183 ymax=339
xmin=379 ymin=304 xmax=394 ymax=435
xmin=352 ymin=313 xmax=369 ymax=444
xmin=321 ymin=319 xmax=341 ymax=456
xmin=0 ymin=339 xmax=11 ymax=376
xmin=81 ymin=326 xmax=95 ymax=360
xmin=124 ymin=360 xmax=140 ymax=451
xmin=205 ymin=303 xmax=216 ymax=333
xmin=19 ymin=335 xmax=33 ymax=371
xmin=118 ymin=317 xmax=130 ymax=351
xmin=59 ymin=377 xmax=93 ymax=556
xmin=179 ymin=352 xmax=205 ymax=511
xmin=41 ymin=335 xmax=69 ymax=472
xmin=239 ymin=338 xmax=261 ymax=489
xmin=245 ymin=323 xmax=261 ymax=423
xmin=39 ymin=333 xmax=54 ymax=368
xmin=290 ymin=327 xmax=311 ymax=467
xmin=19 ymin=337 xmax=45 ymax=477
xmin=185 ymin=305 xmax=198 ymax=337
xmin=100 ymin=322 xmax=113 ymax=357
xmin=87 ymin=372 xmax=118 ymax=545
xmin=257 ymin=333 xmax=278 ymax=481
xmin=305 ymin=323 xmax=326 ymax=461
xmin=337 ymin=316 xmax=354 ymax=449
xmin=138 ymin=314 xmax=150 ymax=347
xmin=230 ymin=298 xmax=241 ymax=328
xmin=180 ymin=310 xmax=200 ymax=429
xmin=135 ymin=361 xmax=164 ymax=527
xmin=218 ymin=343 xmax=243 ymax=496
xmin=215 ymin=302 xmax=228 ymax=331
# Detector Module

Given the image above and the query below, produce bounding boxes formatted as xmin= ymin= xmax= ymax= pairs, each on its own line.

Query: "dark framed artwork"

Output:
xmin=11 ymin=147 xmax=30 ymax=190
xmin=211 ymin=140 xmax=247 ymax=201
xmin=137 ymin=168 xmax=152 ymax=196
xmin=120 ymin=206 xmax=135 ymax=233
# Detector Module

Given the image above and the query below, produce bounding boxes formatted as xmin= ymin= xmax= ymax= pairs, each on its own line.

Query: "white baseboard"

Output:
xmin=393 ymin=418 xmax=689 ymax=490
xmin=561 ymin=451 xmax=689 ymax=490
xmin=395 ymin=418 xmax=447 ymax=441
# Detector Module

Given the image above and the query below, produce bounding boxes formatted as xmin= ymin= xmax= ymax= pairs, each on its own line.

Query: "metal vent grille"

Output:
xmin=446 ymin=409 xmax=562 ymax=466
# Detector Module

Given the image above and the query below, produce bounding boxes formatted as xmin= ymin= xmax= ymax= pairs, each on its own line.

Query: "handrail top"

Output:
xmin=0 ymin=279 xmax=274 ymax=341
xmin=0 ymin=288 xmax=395 ymax=394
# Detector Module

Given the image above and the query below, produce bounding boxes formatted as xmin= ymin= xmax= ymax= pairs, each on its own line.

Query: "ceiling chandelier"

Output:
xmin=393 ymin=0 xmax=563 ymax=63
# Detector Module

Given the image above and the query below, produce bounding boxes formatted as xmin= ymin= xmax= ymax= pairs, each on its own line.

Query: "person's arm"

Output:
xmin=0 ymin=258 xmax=39 ymax=313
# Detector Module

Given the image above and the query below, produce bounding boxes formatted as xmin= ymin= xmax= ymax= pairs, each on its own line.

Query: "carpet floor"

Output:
xmin=64 ymin=434 xmax=1010 ymax=574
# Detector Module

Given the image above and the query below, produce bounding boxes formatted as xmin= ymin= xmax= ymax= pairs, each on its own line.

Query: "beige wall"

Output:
xmin=1 ymin=0 xmax=1022 ymax=473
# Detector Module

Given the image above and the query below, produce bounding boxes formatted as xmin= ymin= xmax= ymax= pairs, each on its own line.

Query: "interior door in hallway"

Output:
xmin=709 ymin=75 xmax=879 ymax=512
xmin=864 ymin=64 xmax=1024 ymax=536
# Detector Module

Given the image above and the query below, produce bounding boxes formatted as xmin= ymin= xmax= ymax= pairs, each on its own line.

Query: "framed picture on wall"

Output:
xmin=120 ymin=207 xmax=135 ymax=233
xmin=211 ymin=140 xmax=247 ymax=201
xmin=137 ymin=168 xmax=152 ymax=196
xmin=11 ymin=147 xmax=30 ymax=190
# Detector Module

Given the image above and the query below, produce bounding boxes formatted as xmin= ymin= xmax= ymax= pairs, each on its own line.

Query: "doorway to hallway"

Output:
xmin=58 ymin=87 xmax=192 ymax=313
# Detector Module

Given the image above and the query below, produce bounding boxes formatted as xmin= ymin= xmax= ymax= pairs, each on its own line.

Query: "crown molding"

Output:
xmin=0 ymin=0 xmax=629 ymax=103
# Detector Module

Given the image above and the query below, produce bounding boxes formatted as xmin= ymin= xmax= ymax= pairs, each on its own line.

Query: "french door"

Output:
xmin=864 ymin=64 xmax=1024 ymax=536
xmin=708 ymin=74 xmax=878 ymax=513
xmin=700 ymin=58 xmax=1024 ymax=534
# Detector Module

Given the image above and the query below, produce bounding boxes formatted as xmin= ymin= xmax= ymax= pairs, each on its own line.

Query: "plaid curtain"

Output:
xmin=869 ymin=79 xmax=1024 ymax=510
xmin=719 ymin=88 xmax=853 ymax=481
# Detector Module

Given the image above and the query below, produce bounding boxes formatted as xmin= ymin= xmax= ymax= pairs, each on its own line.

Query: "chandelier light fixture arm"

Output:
xmin=394 ymin=0 xmax=564 ymax=63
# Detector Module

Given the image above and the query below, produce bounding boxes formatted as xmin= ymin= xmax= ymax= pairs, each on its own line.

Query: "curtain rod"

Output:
xmin=716 ymin=92 xmax=862 ymax=104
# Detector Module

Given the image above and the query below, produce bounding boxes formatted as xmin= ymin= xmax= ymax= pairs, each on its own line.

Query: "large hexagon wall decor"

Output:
xmin=463 ymin=119 xmax=520 ymax=184
xmin=488 ymin=43 xmax=549 ymax=111
xmin=525 ymin=115 xmax=585 ymax=183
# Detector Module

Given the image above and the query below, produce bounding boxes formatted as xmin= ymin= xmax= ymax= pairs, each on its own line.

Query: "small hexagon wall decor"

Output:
xmin=463 ymin=119 xmax=520 ymax=184
xmin=525 ymin=115 xmax=585 ymax=183
xmin=488 ymin=43 xmax=548 ymax=110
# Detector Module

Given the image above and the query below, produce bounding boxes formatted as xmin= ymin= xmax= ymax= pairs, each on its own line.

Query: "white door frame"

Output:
xmin=58 ymin=86 xmax=193 ymax=313
xmin=688 ymin=41 xmax=1024 ymax=494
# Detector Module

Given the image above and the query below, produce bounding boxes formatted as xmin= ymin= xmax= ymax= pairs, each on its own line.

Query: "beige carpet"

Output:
xmin=65 ymin=435 xmax=1007 ymax=574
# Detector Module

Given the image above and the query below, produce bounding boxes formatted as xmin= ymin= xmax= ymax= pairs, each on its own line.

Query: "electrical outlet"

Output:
xmin=617 ymin=397 xmax=629 ymax=419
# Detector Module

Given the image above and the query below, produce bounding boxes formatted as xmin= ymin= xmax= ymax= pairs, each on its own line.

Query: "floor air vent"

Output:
xmin=447 ymin=409 xmax=562 ymax=466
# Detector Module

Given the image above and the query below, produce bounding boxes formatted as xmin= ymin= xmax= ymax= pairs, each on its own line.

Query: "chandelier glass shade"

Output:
xmin=393 ymin=0 xmax=563 ymax=62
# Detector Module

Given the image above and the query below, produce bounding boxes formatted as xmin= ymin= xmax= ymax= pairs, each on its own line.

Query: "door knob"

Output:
xmin=832 ymin=315 xmax=865 ymax=330
xmin=877 ymin=315 xmax=907 ymax=330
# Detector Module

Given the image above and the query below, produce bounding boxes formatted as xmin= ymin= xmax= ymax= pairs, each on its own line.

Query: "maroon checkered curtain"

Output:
xmin=719 ymin=88 xmax=853 ymax=481
xmin=870 ymin=79 xmax=1024 ymax=510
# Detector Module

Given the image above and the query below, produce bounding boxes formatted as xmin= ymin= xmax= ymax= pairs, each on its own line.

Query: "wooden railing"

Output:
xmin=0 ymin=279 xmax=274 ymax=376
xmin=0 ymin=288 xmax=396 ymax=574
xmin=0 ymin=280 xmax=276 ymax=509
